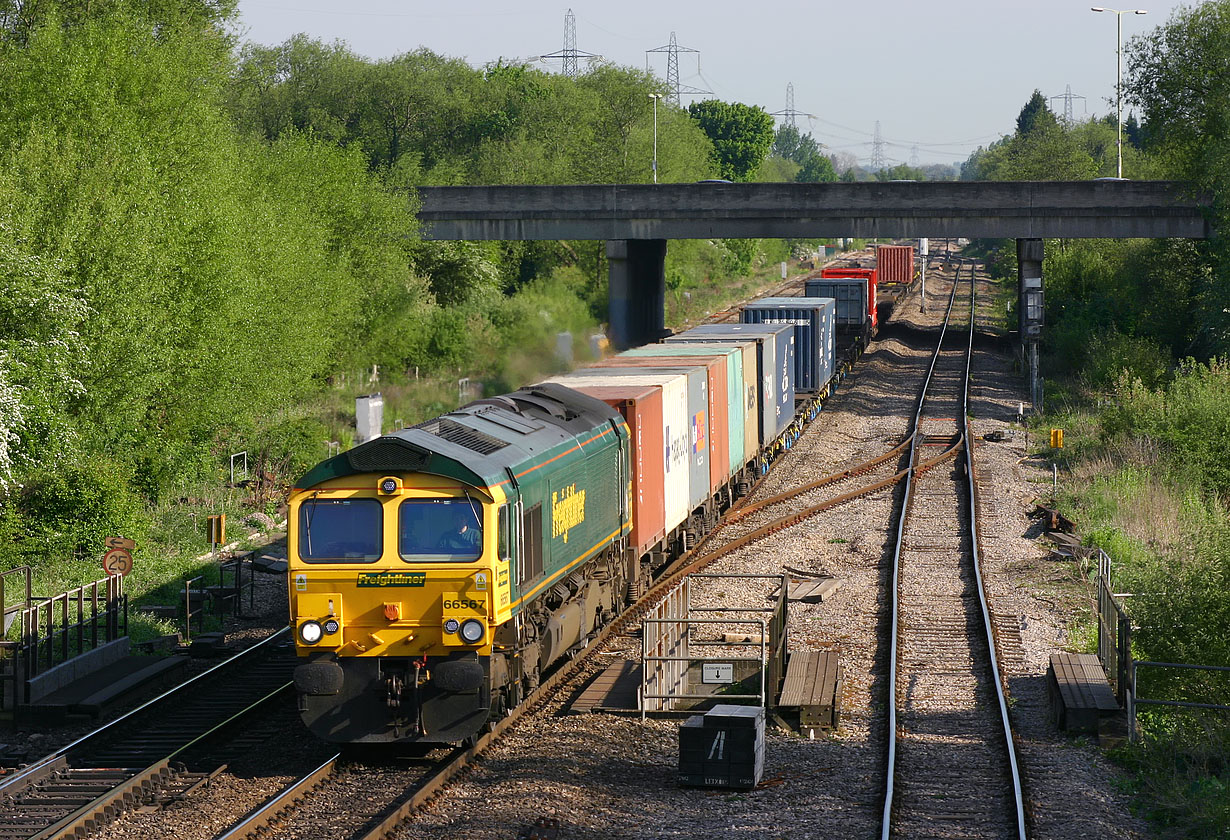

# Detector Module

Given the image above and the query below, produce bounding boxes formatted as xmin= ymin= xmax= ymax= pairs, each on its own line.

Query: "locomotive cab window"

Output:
xmin=399 ymin=498 xmax=483 ymax=561
xmin=298 ymin=498 xmax=382 ymax=562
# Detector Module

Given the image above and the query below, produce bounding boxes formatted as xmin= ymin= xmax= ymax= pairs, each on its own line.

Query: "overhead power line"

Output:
xmin=771 ymin=82 xmax=814 ymax=129
xmin=1050 ymin=84 xmax=1087 ymax=124
xmin=871 ymin=121 xmax=886 ymax=170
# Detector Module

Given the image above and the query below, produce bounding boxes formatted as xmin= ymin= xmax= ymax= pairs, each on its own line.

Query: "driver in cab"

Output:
xmin=439 ymin=512 xmax=481 ymax=554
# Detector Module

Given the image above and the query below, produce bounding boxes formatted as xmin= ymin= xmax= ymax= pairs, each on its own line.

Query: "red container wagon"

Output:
xmin=590 ymin=355 xmax=730 ymax=492
xmin=875 ymin=244 xmax=915 ymax=287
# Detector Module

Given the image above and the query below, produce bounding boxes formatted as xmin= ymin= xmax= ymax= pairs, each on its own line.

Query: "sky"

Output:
xmin=230 ymin=0 xmax=1187 ymax=168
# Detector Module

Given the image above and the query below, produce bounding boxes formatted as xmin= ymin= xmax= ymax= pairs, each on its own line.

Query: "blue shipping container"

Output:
xmin=664 ymin=323 xmax=794 ymax=443
xmin=805 ymin=278 xmax=866 ymax=328
xmin=740 ymin=297 xmax=835 ymax=393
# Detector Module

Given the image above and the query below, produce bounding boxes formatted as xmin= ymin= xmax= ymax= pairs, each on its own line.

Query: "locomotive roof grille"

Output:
xmin=413 ymin=417 xmax=509 ymax=455
xmin=347 ymin=439 xmax=431 ymax=473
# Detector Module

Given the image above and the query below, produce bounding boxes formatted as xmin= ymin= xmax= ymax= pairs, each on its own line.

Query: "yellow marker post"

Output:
xmin=207 ymin=514 xmax=226 ymax=548
xmin=1049 ymin=429 xmax=1064 ymax=449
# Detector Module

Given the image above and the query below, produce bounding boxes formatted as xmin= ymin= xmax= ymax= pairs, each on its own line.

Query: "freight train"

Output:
xmin=286 ymin=247 xmax=913 ymax=746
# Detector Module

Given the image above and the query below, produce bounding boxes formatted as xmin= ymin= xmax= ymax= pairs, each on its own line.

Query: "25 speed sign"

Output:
xmin=102 ymin=536 xmax=135 ymax=577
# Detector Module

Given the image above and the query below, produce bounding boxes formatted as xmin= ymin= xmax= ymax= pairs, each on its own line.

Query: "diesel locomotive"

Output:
xmin=288 ymin=384 xmax=633 ymax=744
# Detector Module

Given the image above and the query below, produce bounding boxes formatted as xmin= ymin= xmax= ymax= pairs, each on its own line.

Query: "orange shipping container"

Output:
xmin=557 ymin=384 xmax=666 ymax=556
xmin=591 ymin=355 xmax=730 ymax=494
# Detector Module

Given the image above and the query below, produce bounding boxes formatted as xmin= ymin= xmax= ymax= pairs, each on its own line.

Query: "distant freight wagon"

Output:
xmin=876 ymin=244 xmax=915 ymax=286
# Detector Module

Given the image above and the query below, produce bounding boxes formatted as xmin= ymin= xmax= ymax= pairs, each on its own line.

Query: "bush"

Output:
xmin=253 ymin=417 xmax=334 ymax=483
xmin=1083 ymin=331 xmax=1170 ymax=389
xmin=14 ymin=456 xmax=149 ymax=558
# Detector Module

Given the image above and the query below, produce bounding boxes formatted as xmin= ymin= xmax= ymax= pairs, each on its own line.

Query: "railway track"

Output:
xmin=0 ymin=629 xmax=297 ymax=840
xmin=880 ymin=262 xmax=1027 ymax=838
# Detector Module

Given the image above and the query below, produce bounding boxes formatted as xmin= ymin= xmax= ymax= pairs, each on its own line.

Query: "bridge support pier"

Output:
xmin=608 ymin=239 xmax=667 ymax=350
xmin=1017 ymin=238 xmax=1045 ymax=412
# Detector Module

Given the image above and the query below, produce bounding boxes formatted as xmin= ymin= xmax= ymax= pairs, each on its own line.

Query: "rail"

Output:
xmin=880 ymin=261 xmax=1027 ymax=838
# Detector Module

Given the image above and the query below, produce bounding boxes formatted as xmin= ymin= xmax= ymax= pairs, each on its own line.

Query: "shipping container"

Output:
xmin=590 ymin=356 xmax=729 ymax=491
xmin=876 ymin=244 xmax=914 ymax=286
xmin=740 ymin=297 xmax=835 ymax=393
xmin=622 ymin=344 xmax=751 ymax=474
xmin=806 ymin=277 xmax=866 ymax=328
xmin=557 ymin=365 xmax=711 ymax=511
xmin=546 ymin=384 xmax=665 ymax=556
xmin=543 ymin=372 xmax=691 ymax=536
xmin=664 ymin=324 xmax=794 ymax=444
xmin=818 ymin=267 xmax=878 ymax=330
xmin=638 ymin=340 xmax=757 ymax=472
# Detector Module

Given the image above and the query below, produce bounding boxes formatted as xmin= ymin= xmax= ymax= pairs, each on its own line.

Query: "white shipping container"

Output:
xmin=544 ymin=372 xmax=691 ymax=535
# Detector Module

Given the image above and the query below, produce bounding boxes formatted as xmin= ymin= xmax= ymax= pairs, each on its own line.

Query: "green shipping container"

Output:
xmin=622 ymin=344 xmax=747 ymax=475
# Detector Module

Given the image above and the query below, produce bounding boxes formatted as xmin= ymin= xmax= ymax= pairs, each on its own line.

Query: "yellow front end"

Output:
xmin=287 ymin=472 xmax=510 ymax=744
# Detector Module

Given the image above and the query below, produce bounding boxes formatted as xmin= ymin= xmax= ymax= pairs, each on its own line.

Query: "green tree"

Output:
xmin=874 ymin=163 xmax=926 ymax=182
xmin=796 ymin=153 xmax=837 ymax=183
xmin=1016 ymin=89 xmax=1054 ymax=137
xmin=1127 ymin=1 xmax=1230 ymax=191
xmin=687 ymin=100 xmax=775 ymax=181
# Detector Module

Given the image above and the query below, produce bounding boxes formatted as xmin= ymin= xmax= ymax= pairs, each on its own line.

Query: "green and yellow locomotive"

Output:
xmin=288 ymin=384 xmax=632 ymax=744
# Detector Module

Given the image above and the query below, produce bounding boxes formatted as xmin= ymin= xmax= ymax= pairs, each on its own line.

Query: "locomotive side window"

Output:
xmin=498 ymin=505 xmax=511 ymax=561
xmin=398 ymin=498 xmax=483 ymax=561
xmin=519 ymin=504 xmax=543 ymax=585
xmin=298 ymin=498 xmax=382 ymax=563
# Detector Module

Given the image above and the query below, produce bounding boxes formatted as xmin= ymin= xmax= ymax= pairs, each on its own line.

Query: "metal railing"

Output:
xmin=1 ymin=565 xmax=33 ymax=636
xmin=1096 ymin=550 xmax=1132 ymax=705
xmin=14 ymin=574 xmax=126 ymax=705
xmin=1127 ymin=661 xmax=1230 ymax=743
xmin=640 ymin=573 xmax=787 ymax=714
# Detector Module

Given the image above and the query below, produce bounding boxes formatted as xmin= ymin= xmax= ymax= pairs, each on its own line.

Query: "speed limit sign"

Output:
xmin=102 ymin=548 xmax=133 ymax=577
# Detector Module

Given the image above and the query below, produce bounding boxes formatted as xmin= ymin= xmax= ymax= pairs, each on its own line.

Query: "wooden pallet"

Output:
xmin=1047 ymin=652 xmax=1119 ymax=736
xmin=777 ymin=650 xmax=841 ymax=731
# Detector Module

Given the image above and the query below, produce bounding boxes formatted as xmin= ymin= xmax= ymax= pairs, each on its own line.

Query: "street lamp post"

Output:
xmin=649 ymin=93 xmax=662 ymax=183
xmin=1091 ymin=7 xmax=1147 ymax=179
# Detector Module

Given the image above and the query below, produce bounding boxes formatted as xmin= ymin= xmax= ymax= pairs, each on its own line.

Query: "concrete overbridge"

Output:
xmin=416 ymin=181 xmax=1210 ymax=352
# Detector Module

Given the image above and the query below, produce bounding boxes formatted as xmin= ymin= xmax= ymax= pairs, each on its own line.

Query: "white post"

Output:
xmin=650 ymin=93 xmax=661 ymax=184
xmin=1116 ymin=11 xmax=1123 ymax=178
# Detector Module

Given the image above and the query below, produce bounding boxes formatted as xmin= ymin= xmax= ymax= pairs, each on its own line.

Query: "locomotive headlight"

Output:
xmin=459 ymin=618 xmax=485 ymax=644
xmin=378 ymin=476 xmax=400 ymax=494
xmin=443 ymin=618 xmax=460 ymax=635
xmin=299 ymin=620 xmax=324 ymax=645
xmin=322 ymin=618 xmax=340 ymax=635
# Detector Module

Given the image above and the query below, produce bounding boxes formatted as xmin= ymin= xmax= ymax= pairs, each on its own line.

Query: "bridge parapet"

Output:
xmin=417 ymin=181 xmax=1210 ymax=241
